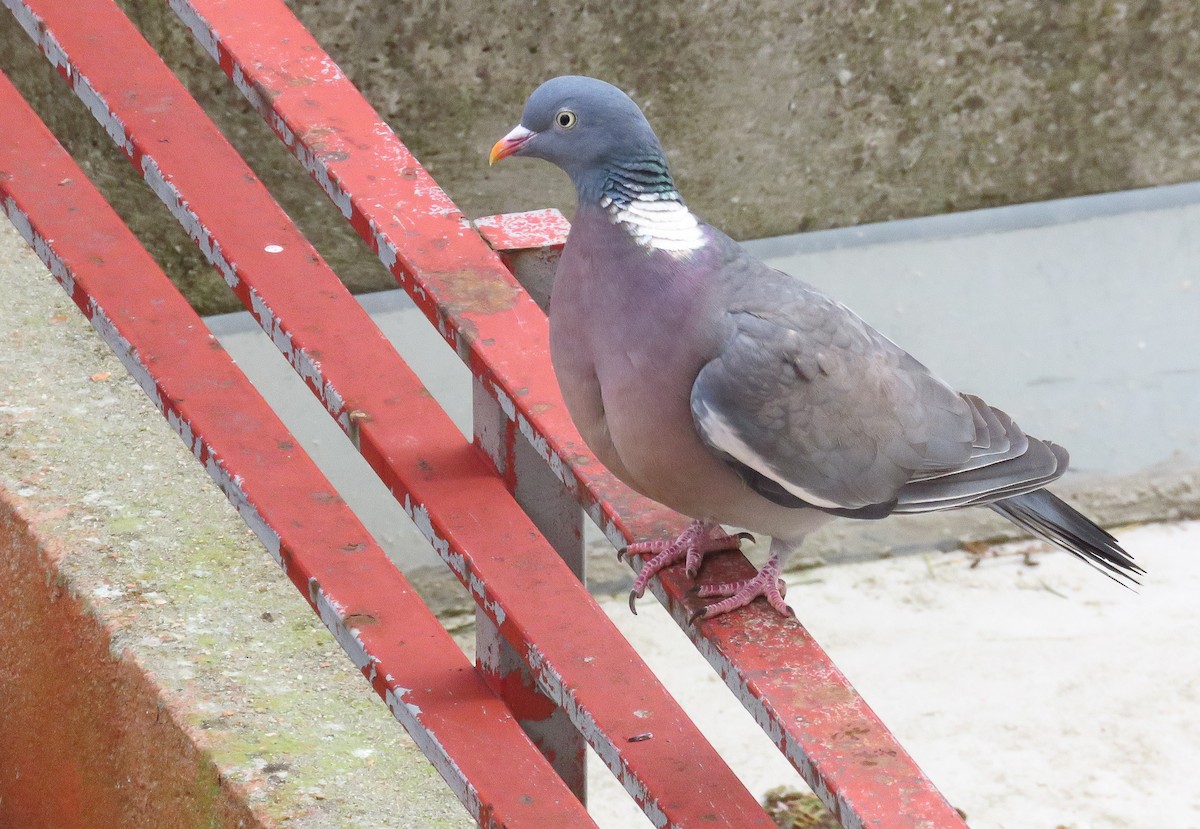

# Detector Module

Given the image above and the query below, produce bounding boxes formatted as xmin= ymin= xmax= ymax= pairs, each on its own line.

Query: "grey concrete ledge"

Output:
xmin=743 ymin=180 xmax=1200 ymax=257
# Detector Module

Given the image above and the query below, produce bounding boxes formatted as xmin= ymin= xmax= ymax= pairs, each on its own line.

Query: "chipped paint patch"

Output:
xmin=375 ymin=230 xmax=399 ymax=275
xmin=206 ymin=33 xmax=358 ymax=222
xmin=1 ymin=198 xmax=76 ymax=298
xmin=224 ymin=57 xmax=298 ymax=151
xmin=141 ymin=154 xmax=239 ymax=288
xmin=311 ymin=579 xmax=374 ymax=674
xmin=476 ymin=377 xmax=582 ymax=501
xmin=474 ymin=624 xmax=506 ymax=670
xmin=443 ymin=547 xmax=467 ymax=581
xmin=401 ymin=496 xmax=451 ymax=560
xmin=514 ymin=412 xmax=579 ymax=498
xmin=286 ymin=137 xmax=353 ymax=219
xmin=587 ymin=502 xmax=630 ymax=552
xmin=5 ymin=0 xmax=137 ymax=158
xmin=491 ymin=384 xmax=517 ymax=421
xmin=686 ymin=631 xmax=787 ymax=749
xmin=401 ymin=496 xmax=506 ymax=628
xmin=473 ymin=209 xmax=570 ymax=252
xmin=203 ymin=461 xmax=283 ymax=569
xmin=524 ymin=643 xmax=671 ymax=829
xmin=82 ymin=305 xmax=162 ymax=416
xmin=515 ymin=415 xmax=550 ymax=465
xmin=167 ymin=0 xmax=218 ymax=60
xmin=383 ymin=685 xmax=485 ymax=825
xmin=271 ymin=112 xmax=297 ymax=150
xmin=242 ymin=286 xmax=349 ymax=424
xmin=315 ymin=54 xmax=345 ymax=83
xmin=231 ymin=64 xmax=259 ymax=109
xmin=409 ymin=170 xmax=467 ymax=223
xmin=247 ymin=286 xmax=298 ymax=359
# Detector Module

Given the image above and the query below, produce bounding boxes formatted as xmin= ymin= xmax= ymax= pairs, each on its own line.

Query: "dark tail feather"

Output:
xmin=991 ymin=489 xmax=1144 ymax=587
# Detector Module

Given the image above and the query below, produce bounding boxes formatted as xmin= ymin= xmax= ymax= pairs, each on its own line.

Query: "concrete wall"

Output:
xmin=0 ymin=496 xmax=268 ymax=829
xmin=3 ymin=1 xmax=1200 ymax=313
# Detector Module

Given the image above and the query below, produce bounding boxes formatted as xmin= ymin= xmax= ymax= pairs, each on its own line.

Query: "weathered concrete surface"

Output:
xmin=0 ymin=494 xmax=267 ymax=829
xmin=590 ymin=520 xmax=1200 ymax=829
xmin=0 ymin=221 xmax=470 ymax=827
xmin=4 ymin=2 xmax=1200 ymax=313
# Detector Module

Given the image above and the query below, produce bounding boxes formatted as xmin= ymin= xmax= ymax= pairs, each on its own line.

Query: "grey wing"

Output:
xmin=690 ymin=278 xmax=1069 ymax=515
xmin=893 ymin=394 xmax=1070 ymax=512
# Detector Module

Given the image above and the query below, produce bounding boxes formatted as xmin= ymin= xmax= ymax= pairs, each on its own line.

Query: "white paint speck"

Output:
xmin=264 ymin=244 xmax=284 ymax=253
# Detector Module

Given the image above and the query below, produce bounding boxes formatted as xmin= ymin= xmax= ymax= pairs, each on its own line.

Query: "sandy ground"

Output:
xmin=586 ymin=520 xmax=1199 ymax=829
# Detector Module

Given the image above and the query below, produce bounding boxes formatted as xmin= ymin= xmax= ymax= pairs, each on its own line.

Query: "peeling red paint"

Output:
xmin=496 ymin=671 xmax=561 ymax=723
xmin=473 ymin=208 xmax=571 ymax=251
xmin=8 ymin=1 xmax=786 ymax=826
xmin=437 ymin=268 xmax=524 ymax=315
xmin=0 ymin=69 xmax=595 ymax=829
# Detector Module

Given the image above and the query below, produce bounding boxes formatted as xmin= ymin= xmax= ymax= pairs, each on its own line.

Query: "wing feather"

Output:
xmin=689 ymin=246 xmax=1072 ymax=517
xmin=690 ymin=271 xmax=975 ymax=512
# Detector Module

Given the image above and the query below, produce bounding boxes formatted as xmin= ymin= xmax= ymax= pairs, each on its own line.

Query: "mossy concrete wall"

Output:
xmin=3 ymin=1 xmax=1199 ymax=314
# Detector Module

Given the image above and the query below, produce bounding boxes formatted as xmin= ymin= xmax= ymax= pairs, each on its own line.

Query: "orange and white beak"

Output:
xmin=489 ymin=124 xmax=536 ymax=165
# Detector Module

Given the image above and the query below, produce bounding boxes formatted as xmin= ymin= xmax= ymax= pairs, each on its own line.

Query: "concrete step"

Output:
xmin=0 ymin=220 xmax=470 ymax=829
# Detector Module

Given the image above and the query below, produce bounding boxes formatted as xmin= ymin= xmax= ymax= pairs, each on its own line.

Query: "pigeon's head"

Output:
xmin=490 ymin=76 xmax=665 ymax=186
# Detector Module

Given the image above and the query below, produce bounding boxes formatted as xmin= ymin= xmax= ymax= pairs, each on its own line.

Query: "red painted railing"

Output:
xmin=0 ymin=0 xmax=972 ymax=826
xmin=0 ymin=71 xmax=593 ymax=829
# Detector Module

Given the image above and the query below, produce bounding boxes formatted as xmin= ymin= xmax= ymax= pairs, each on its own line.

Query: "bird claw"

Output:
xmin=619 ymin=521 xmax=760 ymax=617
xmin=689 ymin=553 xmax=793 ymax=619
xmin=619 ymin=520 xmax=753 ymax=599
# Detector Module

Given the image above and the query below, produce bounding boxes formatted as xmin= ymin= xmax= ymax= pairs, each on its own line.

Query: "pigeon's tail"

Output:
xmin=991 ymin=489 xmax=1144 ymax=586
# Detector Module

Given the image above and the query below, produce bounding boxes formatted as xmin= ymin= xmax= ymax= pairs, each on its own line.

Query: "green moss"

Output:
xmin=109 ymin=515 xmax=143 ymax=534
xmin=762 ymin=787 xmax=842 ymax=829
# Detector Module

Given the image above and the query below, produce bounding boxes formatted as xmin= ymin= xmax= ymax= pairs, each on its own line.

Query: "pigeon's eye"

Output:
xmin=556 ymin=110 xmax=577 ymax=129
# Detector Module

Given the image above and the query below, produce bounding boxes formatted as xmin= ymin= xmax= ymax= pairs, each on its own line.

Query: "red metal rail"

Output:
xmin=160 ymin=1 xmax=973 ymax=827
xmin=0 ymin=68 xmax=593 ymax=829
xmin=3 ymin=1 xmax=783 ymax=827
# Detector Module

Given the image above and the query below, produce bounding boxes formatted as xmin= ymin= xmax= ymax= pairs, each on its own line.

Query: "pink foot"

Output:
xmin=690 ymin=552 xmax=792 ymax=621
xmin=619 ymin=520 xmax=754 ymax=614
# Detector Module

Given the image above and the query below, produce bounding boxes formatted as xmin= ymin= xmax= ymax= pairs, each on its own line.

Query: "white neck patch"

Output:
xmin=600 ymin=193 xmax=705 ymax=255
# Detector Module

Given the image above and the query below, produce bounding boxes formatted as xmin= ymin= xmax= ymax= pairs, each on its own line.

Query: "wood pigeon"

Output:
xmin=490 ymin=75 xmax=1142 ymax=620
